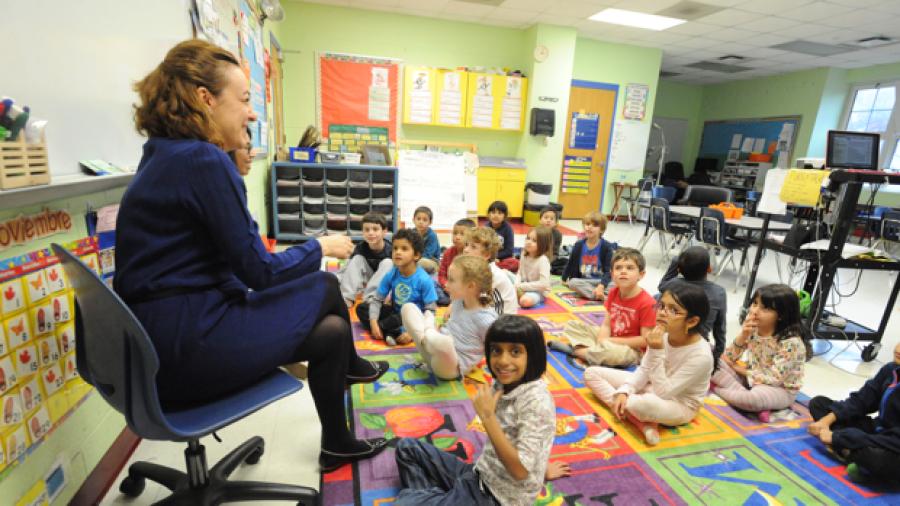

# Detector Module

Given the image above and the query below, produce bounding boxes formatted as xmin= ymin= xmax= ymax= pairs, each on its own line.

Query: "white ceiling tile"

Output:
xmin=779 ymin=2 xmax=854 ymax=22
xmin=439 ymin=11 xmax=484 ymax=23
xmin=828 ymin=0 xmax=883 ymax=7
xmin=806 ymin=29 xmax=868 ymax=45
xmin=396 ymin=0 xmax=449 ymax=11
xmin=698 ymin=8 xmax=764 ymax=27
xmin=740 ymin=0 xmax=814 ymax=14
xmin=838 ymin=59 xmax=882 ymax=68
xmin=820 ymin=9 xmax=896 ymax=29
xmin=746 ymin=16 xmax=797 ymax=34
xmin=489 ymin=7 xmax=540 ymax=24
xmin=741 ymin=46 xmax=789 ymax=58
xmin=770 ymin=51 xmax=815 ymax=64
xmin=742 ymin=32 xmax=793 ymax=48
xmin=696 ymin=0 xmax=744 ymax=6
xmin=779 ymin=22 xmax=836 ymax=39
xmin=871 ymin=1 xmax=900 ymax=15
xmin=710 ymin=41 xmax=756 ymax=53
xmin=553 ymin=0 xmax=610 ymax=19
xmin=496 ymin=0 xmax=551 ymax=12
xmin=705 ymin=27 xmax=763 ymax=42
xmin=666 ymin=21 xmax=723 ymax=36
xmin=741 ymin=58 xmax=781 ymax=68
xmin=675 ymin=36 xmax=724 ymax=49
xmin=661 ymin=45 xmax=700 ymax=57
xmin=629 ymin=31 xmax=690 ymax=44
xmin=535 ymin=12 xmax=583 ymax=27
xmin=442 ymin=0 xmax=496 ymax=17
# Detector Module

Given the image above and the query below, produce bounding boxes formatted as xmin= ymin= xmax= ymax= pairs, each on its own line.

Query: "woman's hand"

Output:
xmin=612 ymin=393 xmax=629 ymax=421
xmin=317 ymin=235 xmax=354 ymax=259
xmin=473 ymin=384 xmax=501 ymax=422
xmin=646 ymin=324 xmax=665 ymax=350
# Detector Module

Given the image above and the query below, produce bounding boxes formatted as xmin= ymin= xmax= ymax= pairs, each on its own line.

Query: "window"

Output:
xmin=842 ymin=83 xmax=900 ymax=171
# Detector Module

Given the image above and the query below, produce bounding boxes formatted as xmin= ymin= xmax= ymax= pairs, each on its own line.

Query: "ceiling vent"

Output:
xmin=771 ymin=40 xmax=853 ymax=56
xmin=718 ymin=55 xmax=745 ymax=63
xmin=656 ymin=1 xmax=723 ymax=21
xmin=853 ymin=36 xmax=895 ymax=48
xmin=660 ymin=70 xmax=682 ymax=77
xmin=686 ymin=61 xmax=751 ymax=73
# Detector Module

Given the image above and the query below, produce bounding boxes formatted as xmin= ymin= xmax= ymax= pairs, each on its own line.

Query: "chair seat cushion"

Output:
xmin=161 ymin=371 xmax=301 ymax=441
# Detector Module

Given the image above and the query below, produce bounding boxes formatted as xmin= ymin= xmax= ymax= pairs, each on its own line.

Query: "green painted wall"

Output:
xmin=278 ymin=2 xmax=528 ymax=158
xmin=654 ymin=80 xmax=704 ymax=175
xmin=0 ymin=188 xmax=127 ymax=504
xmin=572 ymin=38 xmax=662 ymax=213
xmin=808 ymin=68 xmax=850 ymax=159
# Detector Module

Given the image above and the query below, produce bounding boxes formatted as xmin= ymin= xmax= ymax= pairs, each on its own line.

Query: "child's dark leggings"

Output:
xmin=355 ymin=302 xmax=403 ymax=337
xmin=810 ymin=395 xmax=900 ymax=483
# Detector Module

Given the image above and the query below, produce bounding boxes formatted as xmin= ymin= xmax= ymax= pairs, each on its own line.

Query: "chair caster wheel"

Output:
xmin=119 ymin=475 xmax=146 ymax=497
xmin=862 ymin=343 xmax=881 ymax=362
xmin=245 ymin=445 xmax=265 ymax=465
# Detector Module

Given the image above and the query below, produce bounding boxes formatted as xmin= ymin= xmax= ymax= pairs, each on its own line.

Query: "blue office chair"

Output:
xmin=696 ymin=209 xmax=748 ymax=290
xmin=51 ymin=244 xmax=318 ymax=506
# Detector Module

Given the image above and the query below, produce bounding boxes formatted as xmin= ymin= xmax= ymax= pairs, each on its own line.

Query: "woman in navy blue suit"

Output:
xmin=115 ymin=40 xmax=387 ymax=471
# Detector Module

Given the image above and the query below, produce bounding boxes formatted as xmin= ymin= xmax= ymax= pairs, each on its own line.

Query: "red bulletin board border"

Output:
xmin=317 ymin=53 xmax=401 ymax=143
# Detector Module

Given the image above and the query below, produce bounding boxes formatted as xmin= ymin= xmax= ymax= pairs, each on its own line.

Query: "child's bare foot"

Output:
xmin=545 ymin=460 xmax=571 ymax=481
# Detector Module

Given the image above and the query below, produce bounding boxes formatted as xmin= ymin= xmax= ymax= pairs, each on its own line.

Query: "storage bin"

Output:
xmin=303 ymin=202 xmax=325 ymax=214
xmin=289 ymin=147 xmax=318 ymax=163
xmin=350 ymin=204 xmax=370 ymax=215
xmin=372 ymin=205 xmax=393 ymax=216
xmin=525 ymin=182 xmax=552 ymax=206
xmin=302 ymin=212 xmax=325 ymax=221
xmin=372 ymin=187 xmax=393 ymax=200
xmin=349 ymin=197 xmax=370 ymax=205
xmin=277 ymin=202 xmax=300 ymax=214
xmin=349 ymin=169 xmax=370 ymax=184
xmin=710 ymin=202 xmax=743 ymax=219
xmin=303 ymin=218 xmax=325 ymax=236
xmin=348 ymin=220 xmax=363 ymax=233
xmin=278 ymin=218 xmax=302 ymax=234
xmin=327 ymin=219 xmax=348 ymax=234
xmin=325 ymin=170 xmax=348 ymax=186
xmin=327 ymin=203 xmax=348 ymax=215
xmin=339 ymin=152 xmax=361 ymax=165
xmin=277 ymin=184 xmax=300 ymax=198
xmin=303 ymin=186 xmax=324 ymax=199
xmin=349 ymin=187 xmax=370 ymax=200
xmin=371 ymin=197 xmax=393 ymax=206
xmin=319 ymin=151 xmax=340 ymax=163
xmin=326 ymin=186 xmax=348 ymax=198
xmin=275 ymin=165 xmax=300 ymax=180
xmin=300 ymin=167 xmax=325 ymax=184
xmin=372 ymin=171 xmax=394 ymax=186
xmin=0 ymin=138 xmax=50 ymax=189
xmin=302 ymin=195 xmax=324 ymax=205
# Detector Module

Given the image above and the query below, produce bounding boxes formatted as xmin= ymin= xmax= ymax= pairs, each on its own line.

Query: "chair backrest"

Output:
xmin=51 ymin=244 xmax=173 ymax=440
xmin=682 ymin=185 xmax=733 ymax=206
xmin=652 ymin=185 xmax=677 ymax=203
xmin=698 ymin=208 xmax=728 ymax=247
xmin=649 ymin=198 xmax=671 ymax=232
xmin=881 ymin=210 xmax=900 ymax=242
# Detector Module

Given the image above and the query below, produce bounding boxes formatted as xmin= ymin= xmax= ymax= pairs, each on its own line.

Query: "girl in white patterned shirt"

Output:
xmin=394 ymin=315 xmax=555 ymax=506
xmin=516 ymin=226 xmax=553 ymax=308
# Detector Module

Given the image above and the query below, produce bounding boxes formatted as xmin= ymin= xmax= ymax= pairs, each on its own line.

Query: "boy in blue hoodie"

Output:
xmin=561 ymin=211 xmax=615 ymax=301
xmin=807 ymin=341 xmax=900 ymax=484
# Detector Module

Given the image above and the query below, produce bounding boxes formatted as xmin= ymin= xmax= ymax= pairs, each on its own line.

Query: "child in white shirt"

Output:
xmin=516 ymin=226 xmax=553 ymax=308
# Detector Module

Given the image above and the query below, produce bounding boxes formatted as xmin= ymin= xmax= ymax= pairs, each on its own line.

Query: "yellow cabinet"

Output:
xmin=477 ymin=163 xmax=526 ymax=218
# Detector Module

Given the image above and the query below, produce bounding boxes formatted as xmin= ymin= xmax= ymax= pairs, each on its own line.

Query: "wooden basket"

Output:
xmin=1 ymin=138 xmax=50 ymax=190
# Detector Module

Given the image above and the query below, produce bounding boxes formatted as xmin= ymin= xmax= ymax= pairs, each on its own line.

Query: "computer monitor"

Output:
xmin=826 ymin=130 xmax=879 ymax=171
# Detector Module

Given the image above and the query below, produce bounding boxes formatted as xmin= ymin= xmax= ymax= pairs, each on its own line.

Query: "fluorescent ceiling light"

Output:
xmin=589 ymin=8 xmax=686 ymax=31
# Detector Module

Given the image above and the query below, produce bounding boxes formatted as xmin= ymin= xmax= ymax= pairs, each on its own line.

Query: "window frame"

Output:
xmin=840 ymin=81 xmax=900 ymax=172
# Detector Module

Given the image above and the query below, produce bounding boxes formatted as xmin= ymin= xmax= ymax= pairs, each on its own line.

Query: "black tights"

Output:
xmin=290 ymin=274 xmax=375 ymax=451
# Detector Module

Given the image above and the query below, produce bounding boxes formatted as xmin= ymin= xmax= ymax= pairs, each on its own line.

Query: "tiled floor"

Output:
xmin=102 ymin=219 xmax=899 ymax=504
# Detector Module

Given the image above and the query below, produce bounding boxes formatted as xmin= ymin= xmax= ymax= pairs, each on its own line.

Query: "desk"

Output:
xmin=668 ymin=205 xmax=792 ymax=287
xmin=610 ymin=182 xmax=638 ymax=222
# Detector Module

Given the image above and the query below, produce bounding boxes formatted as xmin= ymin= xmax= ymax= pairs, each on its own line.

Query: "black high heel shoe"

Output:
xmin=346 ymin=360 xmax=389 ymax=386
xmin=319 ymin=438 xmax=389 ymax=473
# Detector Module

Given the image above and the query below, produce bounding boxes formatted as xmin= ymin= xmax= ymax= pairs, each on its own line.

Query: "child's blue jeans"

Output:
xmin=393 ymin=438 xmax=499 ymax=505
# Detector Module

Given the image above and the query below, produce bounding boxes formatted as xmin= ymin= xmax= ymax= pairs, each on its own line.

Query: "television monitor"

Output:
xmin=826 ymin=130 xmax=879 ymax=171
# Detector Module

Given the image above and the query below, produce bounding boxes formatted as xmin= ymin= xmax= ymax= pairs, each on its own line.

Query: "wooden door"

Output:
xmin=557 ymin=82 xmax=617 ymax=219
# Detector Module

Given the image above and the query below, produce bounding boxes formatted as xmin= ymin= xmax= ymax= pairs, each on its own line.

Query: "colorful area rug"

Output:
xmin=323 ymin=282 xmax=900 ymax=505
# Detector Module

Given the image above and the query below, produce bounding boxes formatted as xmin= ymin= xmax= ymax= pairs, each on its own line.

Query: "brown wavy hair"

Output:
xmin=133 ymin=39 xmax=239 ymax=148
xmin=451 ymin=256 xmax=493 ymax=307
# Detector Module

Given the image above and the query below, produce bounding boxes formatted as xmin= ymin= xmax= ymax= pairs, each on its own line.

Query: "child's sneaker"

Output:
xmin=758 ymin=410 xmax=771 ymax=423
xmin=846 ymin=463 xmax=869 ymax=484
xmin=642 ymin=425 xmax=660 ymax=446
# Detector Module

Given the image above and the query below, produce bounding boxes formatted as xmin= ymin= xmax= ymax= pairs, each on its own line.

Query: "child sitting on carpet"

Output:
xmin=549 ymin=248 xmax=656 ymax=367
xmin=807 ymin=341 xmax=900 ymax=485
xmin=413 ymin=206 xmax=441 ymax=274
xmin=394 ymin=315 xmax=555 ymax=505
xmin=486 ymin=200 xmax=518 ymax=273
xmin=402 ymin=255 xmax=498 ymax=380
xmin=516 ymin=226 xmax=553 ymax=308
xmin=584 ymin=283 xmax=713 ymax=446
xmin=712 ymin=284 xmax=809 ymax=422
xmin=464 ymin=227 xmax=518 ymax=315
xmin=540 ymin=206 xmax=563 ymax=258
xmin=561 ymin=211 xmax=614 ymax=301
xmin=356 ymin=228 xmax=437 ymax=345
xmin=339 ymin=212 xmax=392 ymax=308
xmin=436 ymin=218 xmax=476 ymax=305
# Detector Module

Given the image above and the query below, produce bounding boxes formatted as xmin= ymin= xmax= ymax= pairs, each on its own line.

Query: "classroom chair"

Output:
xmin=696 ymin=208 xmax=748 ymax=291
xmin=873 ymin=209 xmax=900 ymax=256
xmin=677 ymin=185 xmax=733 ymax=206
xmin=50 ymin=244 xmax=318 ymax=506
xmin=637 ymin=198 xmax=693 ymax=265
xmin=623 ymin=177 xmax=654 ymax=225
xmin=651 ymin=185 xmax=677 ymax=203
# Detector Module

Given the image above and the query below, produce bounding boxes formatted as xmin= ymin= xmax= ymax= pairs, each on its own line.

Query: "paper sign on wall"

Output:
xmin=779 ymin=169 xmax=829 ymax=206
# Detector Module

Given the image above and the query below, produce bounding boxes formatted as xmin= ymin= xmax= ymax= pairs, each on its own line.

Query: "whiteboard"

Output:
xmin=4 ymin=0 xmax=192 ymax=176
xmin=398 ymin=150 xmax=466 ymax=230
xmin=608 ymin=120 xmax=652 ymax=172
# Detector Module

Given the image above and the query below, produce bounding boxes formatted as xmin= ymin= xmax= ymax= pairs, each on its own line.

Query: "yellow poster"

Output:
xmin=779 ymin=169 xmax=829 ymax=206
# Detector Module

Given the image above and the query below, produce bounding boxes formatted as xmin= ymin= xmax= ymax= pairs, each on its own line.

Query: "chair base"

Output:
xmin=119 ymin=436 xmax=318 ymax=506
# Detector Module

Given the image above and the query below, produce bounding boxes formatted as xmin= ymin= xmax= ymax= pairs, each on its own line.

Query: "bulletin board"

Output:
xmin=0 ymin=238 xmax=98 ymax=479
xmin=317 ymin=53 xmax=401 ymax=144
xmin=238 ymin=0 xmax=269 ymax=154
xmin=698 ymin=116 xmax=801 ymax=169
